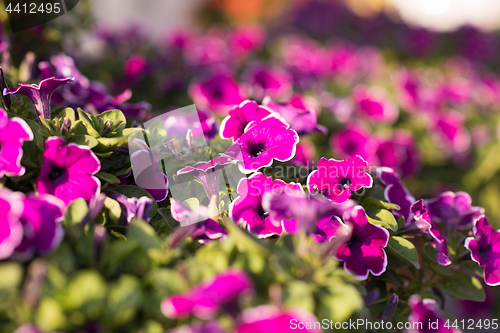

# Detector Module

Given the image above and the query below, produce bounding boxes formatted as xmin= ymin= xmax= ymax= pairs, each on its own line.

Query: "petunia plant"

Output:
xmin=3 ymin=1 xmax=500 ymax=332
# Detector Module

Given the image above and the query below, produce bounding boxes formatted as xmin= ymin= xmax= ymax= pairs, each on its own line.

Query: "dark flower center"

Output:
xmin=247 ymin=141 xmax=267 ymax=157
xmin=211 ymin=87 xmax=224 ymax=99
xmin=337 ymin=176 xmax=352 ymax=190
xmin=48 ymin=167 xmax=67 ymax=182
xmin=256 ymin=206 xmax=269 ymax=219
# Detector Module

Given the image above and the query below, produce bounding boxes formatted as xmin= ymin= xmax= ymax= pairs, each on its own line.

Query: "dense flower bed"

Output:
xmin=2 ymin=1 xmax=500 ymax=332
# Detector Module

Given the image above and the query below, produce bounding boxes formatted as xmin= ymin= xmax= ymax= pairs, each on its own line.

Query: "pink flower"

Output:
xmin=290 ymin=140 xmax=316 ymax=167
xmin=236 ymin=305 xmax=322 ymax=333
xmin=0 ymin=187 xmax=24 ymax=260
xmin=36 ymin=137 xmax=101 ymax=205
xmin=307 ymin=156 xmax=373 ymax=204
xmin=245 ymin=65 xmax=292 ymax=100
xmin=161 ymin=269 xmax=253 ymax=319
xmin=411 ymin=200 xmax=451 ymax=266
xmin=15 ymin=194 xmax=65 ymax=260
xmin=375 ymin=130 xmax=420 ymax=177
xmin=189 ymin=73 xmax=244 ymax=115
xmin=219 ymin=100 xmax=273 ymax=142
xmin=223 ymin=116 xmax=299 ymax=174
xmin=465 ymin=216 xmax=500 ymax=286
xmin=124 ymin=54 xmax=146 ymax=77
xmin=426 ymin=191 xmax=484 ymax=230
xmin=352 ymin=85 xmax=398 ymax=124
xmin=407 ymin=295 xmax=461 ymax=333
xmin=333 ymin=206 xmax=389 ymax=280
xmin=228 ymin=24 xmax=266 ymax=58
xmin=0 ymin=108 xmax=34 ymax=178
xmin=330 ymin=124 xmax=372 ymax=161
xmin=229 ymin=173 xmax=302 ymax=238
xmin=432 ymin=112 xmax=470 ymax=154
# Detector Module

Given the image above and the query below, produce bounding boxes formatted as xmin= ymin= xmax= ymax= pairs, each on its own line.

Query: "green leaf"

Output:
xmin=422 ymin=245 xmax=454 ymax=276
xmin=436 ymin=273 xmax=486 ymax=301
xmin=68 ymin=134 xmax=99 ymax=148
xmin=77 ymin=108 xmax=100 ymax=137
xmin=54 ymin=107 xmax=76 ymax=122
xmin=106 ymin=274 xmax=142 ymax=326
xmin=223 ymin=217 xmax=271 ymax=257
xmin=284 ymin=281 xmax=315 ymax=312
xmin=128 ymin=219 xmax=162 ymax=250
xmin=0 ymin=262 xmax=24 ymax=290
xmin=367 ymin=209 xmax=398 ymax=231
xmin=104 ymin=197 xmax=122 ymax=224
xmin=63 ymin=270 xmax=107 ymax=311
xmin=386 ymin=236 xmax=420 ymax=269
xmin=64 ymin=198 xmax=89 ymax=225
xmin=94 ymin=136 xmax=129 ymax=152
xmin=96 ymin=172 xmax=120 ymax=185
xmin=363 ymin=198 xmax=400 ymax=211
xmin=95 ymin=109 xmax=126 ymax=125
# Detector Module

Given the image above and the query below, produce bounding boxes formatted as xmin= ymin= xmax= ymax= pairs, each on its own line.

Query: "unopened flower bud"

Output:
xmin=381 ymin=293 xmax=399 ymax=322
xmin=102 ymin=120 xmax=112 ymax=136
xmin=60 ymin=117 xmax=71 ymax=136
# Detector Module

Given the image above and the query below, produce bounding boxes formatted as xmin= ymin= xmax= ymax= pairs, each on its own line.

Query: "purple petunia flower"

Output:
xmin=411 ymin=200 xmax=451 ymax=266
xmin=223 ymin=116 xmax=299 ymax=174
xmin=263 ymin=97 xmax=326 ymax=136
xmin=290 ymin=140 xmax=316 ymax=167
xmin=245 ymin=65 xmax=292 ymax=100
xmin=407 ymin=295 xmax=461 ymax=333
xmin=352 ymin=85 xmax=398 ymax=124
xmin=0 ymin=187 xmax=24 ymax=260
xmin=228 ymin=24 xmax=266 ymax=58
xmin=330 ymin=124 xmax=372 ymax=161
xmin=236 ymin=305 xmax=322 ymax=333
xmin=378 ymin=167 xmax=415 ymax=223
xmin=431 ymin=112 xmax=470 ymax=154
xmin=161 ymin=269 xmax=253 ymax=319
xmin=4 ymin=77 xmax=74 ymax=119
xmin=375 ymin=130 xmax=420 ymax=177
xmin=170 ymin=198 xmax=227 ymax=244
xmin=178 ymin=156 xmax=238 ymax=201
xmin=0 ymin=108 xmax=34 ymax=178
xmin=465 ymin=216 xmax=500 ymax=286
xmin=333 ymin=206 xmax=389 ymax=280
xmin=164 ymin=108 xmax=218 ymax=142
xmin=107 ymin=192 xmax=153 ymax=224
xmin=14 ymin=194 xmax=65 ymax=260
xmin=426 ymin=191 xmax=484 ymax=230
xmin=130 ymin=147 xmax=169 ymax=202
xmin=219 ymin=100 xmax=273 ymax=142
xmin=36 ymin=137 xmax=101 ymax=206
xmin=229 ymin=173 xmax=302 ymax=238
xmin=307 ymin=155 xmax=373 ymax=204
xmin=189 ymin=73 xmax=244 ymax=116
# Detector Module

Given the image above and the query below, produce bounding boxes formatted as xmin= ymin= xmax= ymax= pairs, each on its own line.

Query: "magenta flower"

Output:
xmin=465 ymin=216 xmax=500 ymax=286
xmin=328 ymin=42 xmax=358 ymax=77
xmin=262 ymin=189 xmax=352 ymax=236
xmin=375 ymin=130 xmax=420 ymax=177
xmin=189 ymin=73 xmax=244 ymax=115
xmin=124 ymin=54 xmax=146 ymax=77
xmin=161 ymin=269 xmax=253 ymax=319
xmin=223 ymin=116 xmax=299 ymax=174
xmin=407 ymin=295 xmax=461 ymax=333
xmin=229 ymin=173 xmax=302 ymax=238
xmin=426 ymin=191 xmax=484 ymax=230
xmin=333 ymin=206 xmax=389 ymax=280
xmin=431 ymin=112 xmax=470 ymax=154
xmin=219 ymin=100 xmax=273 ymax=142
xmin=263 ymin=97 xmax=326 ymax=136
xmin=236 ymin=305 xmax=321 ymax=333
xmin=0 ymin=108 xmax=34 ymax=178
xmin=396 ymin=69 xmax=423 ymax=112
xmin=169 ymin=322 xmax=227 ymax=333
xmin=36 ymin=137 xmax=101 ymax=206
xmin=330 ymin=124 xmax=372 ymax=161
xmin=245 ymin=65 xmax=292 ymax=100
xmin=107 ymin=192 xmax=153 ymax=224
xmin=228 ymin=24 xmax=266 ymax=58
xmin=15 ymin=194 xmax=65 ymax=260
xmin=170 ymin=198 xmax=227 ymax=244
xmin=178 ymin=156 xmax=238 ymax=200
xmin=4 ymin=77 xmax=74 ymax=119
xmin=0 ymin=188 xmax=24 ymax=260
xmin=307 ymin=156 xmax=373 ymax=204
xmin=352 ymin=85 xmax=398 ymax=124
xmin=411 ymin=200 xmax=451 ymax=266
xmin=290 ymin=140 xmax=316 ymax=167
xmin=378 ymin=167 xmax=415 ymax=222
